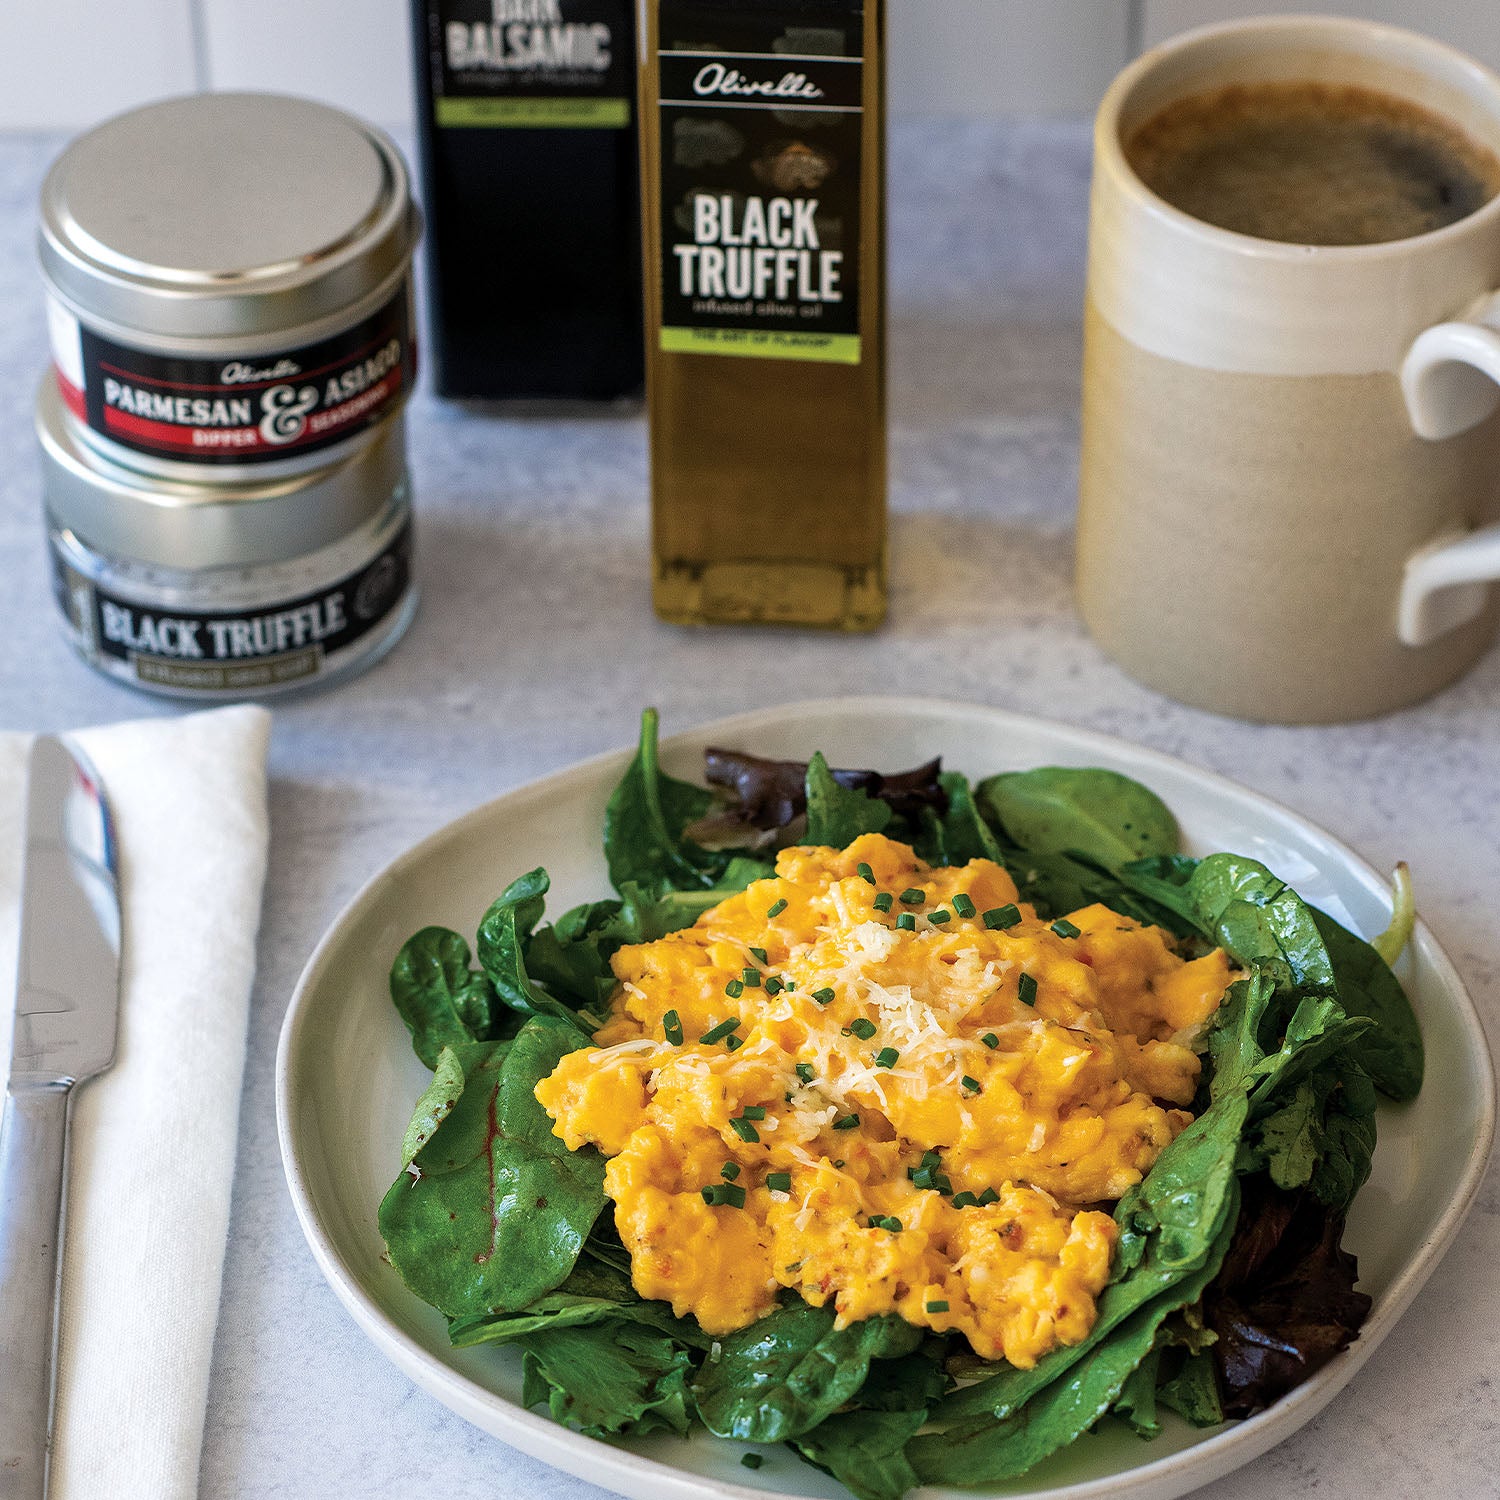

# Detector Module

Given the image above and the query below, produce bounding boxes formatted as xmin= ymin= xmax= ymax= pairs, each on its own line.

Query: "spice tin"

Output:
xmin=38 ymin=377 xmax=417 ymax=700
xmin=40 ymin=93 xmax=421 ymax=481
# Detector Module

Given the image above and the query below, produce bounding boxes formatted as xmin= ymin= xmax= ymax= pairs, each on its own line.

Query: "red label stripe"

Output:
xmin=55 ymin=367 xmax=87 ymax=421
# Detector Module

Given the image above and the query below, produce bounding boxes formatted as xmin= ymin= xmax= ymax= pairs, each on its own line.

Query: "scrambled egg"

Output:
xmin=535 ymin=833 xmax=1233 ymax=1368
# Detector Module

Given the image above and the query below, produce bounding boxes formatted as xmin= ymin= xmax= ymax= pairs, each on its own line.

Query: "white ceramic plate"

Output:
xmin=277 ymin=697 xmax=1495 ymax=1500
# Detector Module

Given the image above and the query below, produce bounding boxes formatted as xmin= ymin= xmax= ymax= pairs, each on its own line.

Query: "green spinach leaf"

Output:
xmin=1186 ymin=855 xmax=1334 ymax=992
xmin=518 ymin=1321 xmax=695 ymax=1438
xmin=379 ymin=1019 xmax=606 ymax=1320
xmin=400 ymin=1045 xmax=467 ymax=1168
xmin=389 ymin=926 xmax=502 ymax=1068
xmin=851 ymin=1347 xmax=950 ymax=1413
xmin=604 ymin=707 xmax=722 ymax=895
xmin=977 ymin=766 xmax=1179 ymax=868
xmin=1255 ymin=1080 xmax=1323 ymax=1192
xmin=477 ymin=869 xmax=590 ymax=1027
xmin=1112 ymin=1345 xmax=1162 ymax=1439
xmin=802 ymin=752 xmax=892 ymax=848
xmin=1156 ymin=1349 xmax=1225 ymax=1427
xmin=920 ymin=772 xmax=1004 ymax=866
xmin=448 ymin=1256 xmax=707 ymax=1349
xmin=791 ymin=1408 xmax=926 ymax=1500
xmin=1308 ymin=1062 xmax=1378 ymax=1211
xmin=1312 ymin=908 xmax=1423 ymax=1101
xmin=693 ymin=1301 xmax=920 ymax=1442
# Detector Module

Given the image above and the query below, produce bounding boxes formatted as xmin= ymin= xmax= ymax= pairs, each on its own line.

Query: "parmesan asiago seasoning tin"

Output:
xmin=39 ymin=92 xmax=421 ymax=481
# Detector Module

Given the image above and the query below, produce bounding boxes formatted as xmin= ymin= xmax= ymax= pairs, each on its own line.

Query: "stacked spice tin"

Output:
xmin=37 ymin=93 xmax=422 ymax=698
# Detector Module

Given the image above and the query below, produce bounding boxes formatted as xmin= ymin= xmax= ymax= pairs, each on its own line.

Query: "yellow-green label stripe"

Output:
xmin=435 ymin=96 xmax=630 ymax=128
xmin=659 ymin=327 xmax=862 ymax=364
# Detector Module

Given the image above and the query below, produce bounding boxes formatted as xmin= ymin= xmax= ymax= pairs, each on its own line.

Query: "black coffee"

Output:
xmin=1125 ymin=80 xmax=1500 ymax=246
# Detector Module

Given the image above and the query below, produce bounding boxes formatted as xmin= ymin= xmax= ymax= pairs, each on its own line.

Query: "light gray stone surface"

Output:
xmin=1 ymin=121 xmax=1497 ymax=1498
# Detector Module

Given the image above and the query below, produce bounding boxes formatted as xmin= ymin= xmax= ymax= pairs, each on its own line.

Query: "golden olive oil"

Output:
xmin=642 ymin=0 xmax=886 ymax=629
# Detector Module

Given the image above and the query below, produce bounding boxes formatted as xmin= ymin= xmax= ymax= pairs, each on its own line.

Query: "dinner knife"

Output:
xmin=0 ymin=738 xmax=121 ymax=1500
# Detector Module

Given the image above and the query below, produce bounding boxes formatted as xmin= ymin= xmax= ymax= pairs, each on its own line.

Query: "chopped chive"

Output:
xmin=742 ymin=968 xmax=762 ymax=987
xmin=912 ymin=1165 xmax=951 ymax=1193
xmin=832 ymin=1113 xmax=860 ymax=1131
xmin=795 ymin=1062 xmax=815 ymax=1084
xmin=981 ymin=1032 xmax=1000 ymax=1049
xmin=848 ymin=1017 xmax=877 ymax=1040
xmin=741 ymin=1105 xmax=767 ymax=1120
xmin=961 ymin=1075 xmax=981 ymax=1093
xmin=730 ymin=1117 xmax=760 ymax=1143
xmin=952 ymin=893 xmax=976 ymax=919
xmin=1017 ymin=973 xmax=1038 ymax=1007
xmin=922 ymin=1150 xmax=941 ymax=1168
xmin=764 ymin=976 xmax=784 ymax=996
xmin=929 ymin=909 xmax=952 ymax=924
xmin=867 ymin=1214 xmax=903 ymax=1232
xmin=833 ymin=1160 xmax=846 ymax=1169
xmin=977 ymin=1186 xmax=1000 ymax=1206
xmin=926 ymin=1299 xmax=950 ymax=1314
xmin=725 ymin=978 xmax=745 ymax=999
xmin=857 ymin=862 xmax=876 ymax=885
xmin=899 ymin=888 xmax=925 ymax=905
xmin=701 ymin=1183 xmax=747 ymax=1208
xmin=721 ymin=1162 xmax=741 ymax=1180
xmin=663 ymin=1010 xmax=684 ymax=1045
xmin=766 ymin=898 xmax=788 ymax=919
xmin=701 ymin=1017 xmax=741 ymax=1044
xmin=785 ymin=1260 xmax=803 ymax=1273
xmin=811 ymin=987 xmax=836 ymax=1005
xmin=896 ymin=912 xmax=916 ymax=932
xmin=1051 ymin=918 xmax=1081 ymax=939
xmin=749 ymin=946 xmax=768 ymax=965
xmin=951 ymin=1191 xmax=978 ymax=1209
xmin=873 ymin=891 xmax=894 ymax=913
xmin=741 ymin=1454 xmax=763 ymax=1470
xmin=766 ymin=1171 xmax=792 ymax=1193
xmin=726 ymin=1035 xmax=744 ymax=1051
xmin=875 ymin=1047 xmax=899 ymax=1068
xmin=983 ymin=904 xmax=1021 ymax=930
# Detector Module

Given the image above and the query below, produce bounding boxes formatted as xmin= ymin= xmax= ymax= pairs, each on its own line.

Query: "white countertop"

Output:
xmin=1 ymin=121 xmax=1496 ymax=1500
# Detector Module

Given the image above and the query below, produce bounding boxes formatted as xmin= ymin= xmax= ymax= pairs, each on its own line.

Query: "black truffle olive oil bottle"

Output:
xmin=412 ymin=0 xmax=643 ymax=401
xmin=642 ymin=0 xmax=886 ymax=628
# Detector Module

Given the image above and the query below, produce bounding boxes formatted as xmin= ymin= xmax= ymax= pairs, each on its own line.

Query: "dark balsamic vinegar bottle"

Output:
xmin=411 ymin=0 xmax=644 ymax=401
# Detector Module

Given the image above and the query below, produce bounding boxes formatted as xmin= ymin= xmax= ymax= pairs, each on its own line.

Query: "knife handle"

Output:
xmin=0 ymin=1084 xmax=71 ymax=1500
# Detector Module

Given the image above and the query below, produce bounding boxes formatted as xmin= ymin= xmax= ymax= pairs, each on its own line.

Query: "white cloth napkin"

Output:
xmin=0 ymin=704 xmax=271 ymax=1500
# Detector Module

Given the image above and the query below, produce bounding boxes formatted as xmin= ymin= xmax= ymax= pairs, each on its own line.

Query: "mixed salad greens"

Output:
xmin=378 ymin=709 xmax=1422 ymax=1497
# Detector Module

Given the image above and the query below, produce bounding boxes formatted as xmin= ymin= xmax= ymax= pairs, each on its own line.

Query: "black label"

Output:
xmin=428 ymin=0 xmax=634 ymax=127
xmin=657 ymin=1 xmax=864 ymax=364
xmin=60 ymin=283 xmax=414 ymax=467
xmin=52 ymin=522 xmax=412 ymax=693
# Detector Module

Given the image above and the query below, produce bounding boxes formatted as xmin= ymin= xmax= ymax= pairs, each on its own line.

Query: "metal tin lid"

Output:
xmin=39 ymin=93 xmax=420 ymax=342
xmin=37 ymin=376 xmax=408 ymax=570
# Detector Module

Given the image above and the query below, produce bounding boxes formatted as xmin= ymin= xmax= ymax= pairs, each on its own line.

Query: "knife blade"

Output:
xmin=0 ymin=737 xmax=122 ymax=1500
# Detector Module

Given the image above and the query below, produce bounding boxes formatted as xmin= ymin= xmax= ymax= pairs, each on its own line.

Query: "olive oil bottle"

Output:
xmin=642 ymin=0 xmax=886 ymax=629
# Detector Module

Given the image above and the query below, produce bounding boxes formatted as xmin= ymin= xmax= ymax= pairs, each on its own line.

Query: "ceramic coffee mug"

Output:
xmin=1077 ymin=15 xmax=1500 ymax=723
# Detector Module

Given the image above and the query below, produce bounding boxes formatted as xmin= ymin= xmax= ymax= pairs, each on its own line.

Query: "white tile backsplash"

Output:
xmin=199 ymin=0 xmax=414 ymax=129
xmin=0 ymin=0 xmax=198 ymax=131
xmin=2 ymin=1 xmax=1497 ymax=132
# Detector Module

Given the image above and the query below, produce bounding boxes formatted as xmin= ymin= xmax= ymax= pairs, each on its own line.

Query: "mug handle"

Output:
xmin=1399 ymin=289 xmax=1500 ymax=646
